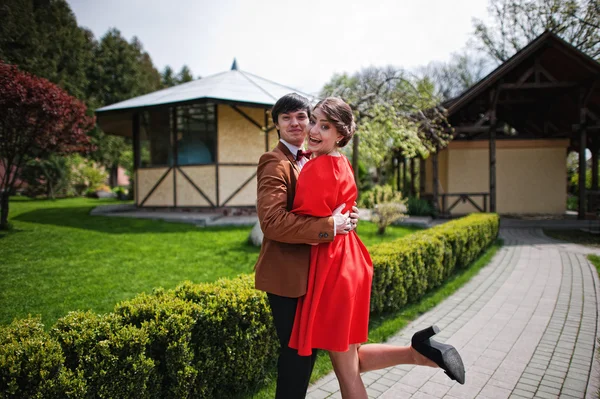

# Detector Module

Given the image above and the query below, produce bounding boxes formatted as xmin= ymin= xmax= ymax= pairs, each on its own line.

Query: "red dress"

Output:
xmin=288 ymin=155 xmax=373 ymax=356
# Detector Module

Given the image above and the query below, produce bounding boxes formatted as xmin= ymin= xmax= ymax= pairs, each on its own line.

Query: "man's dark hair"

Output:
xmin=271 ymin=93 xmax=311 ymax=136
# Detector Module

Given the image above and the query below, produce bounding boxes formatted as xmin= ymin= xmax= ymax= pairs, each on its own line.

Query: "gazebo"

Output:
xmin=96 ymin=60 xmax=310 ymax=208
xmin=412 ymin=31 xmax=600 ymax=219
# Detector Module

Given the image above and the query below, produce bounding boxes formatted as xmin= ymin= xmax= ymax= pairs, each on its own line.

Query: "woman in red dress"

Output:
xmin=288 ymin=98 xmax=465 ymax=398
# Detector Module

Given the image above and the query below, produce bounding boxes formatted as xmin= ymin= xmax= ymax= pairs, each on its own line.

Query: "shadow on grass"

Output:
xmin=14 ymin=206 xmax=252 ymax=235
xmin=0 ymin=228 xmax=26 ymax=238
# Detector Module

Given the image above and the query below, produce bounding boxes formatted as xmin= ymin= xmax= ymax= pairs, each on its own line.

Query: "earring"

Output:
xmin=336 ymin=141 xmax=340 ymax=145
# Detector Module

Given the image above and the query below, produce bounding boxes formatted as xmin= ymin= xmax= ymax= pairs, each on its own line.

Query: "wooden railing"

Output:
xmin=440 ymin=192 xmax=490 ymax=216
xmin=586 ymin=190 xmax=600 ymax=213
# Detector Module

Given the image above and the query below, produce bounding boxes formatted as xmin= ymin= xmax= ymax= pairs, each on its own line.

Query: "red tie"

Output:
xmin=297 ymin=149 xmax=312 ymax=160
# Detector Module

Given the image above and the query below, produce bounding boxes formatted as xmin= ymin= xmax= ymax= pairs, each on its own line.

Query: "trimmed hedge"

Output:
xmin=370 ymin=213 xmax=499 ymax=314
xmin=0 ymin=214 xmax=498 ymax=398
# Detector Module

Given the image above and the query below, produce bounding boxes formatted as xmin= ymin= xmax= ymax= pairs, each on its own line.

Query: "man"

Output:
xmin=254 ymin=93 xmax=358 ymax=398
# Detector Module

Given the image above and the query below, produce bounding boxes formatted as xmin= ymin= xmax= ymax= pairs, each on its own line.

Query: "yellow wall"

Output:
xmin=218 ymin=166 xmax=257 ymax=206
xmin=137 ymin=168 xmax=172 ymax=206
xmin=176 ymin=166 xmax=217 ymax=206
xmin=136 ymin=168 xmax=174 ymax=207
xmin=218 ymin=105 xmax=269 ymax=163
xmin=497 ymin=146 xmax=567 ymax=214
xmin=426 ymin=140 xmax=568 ymax=215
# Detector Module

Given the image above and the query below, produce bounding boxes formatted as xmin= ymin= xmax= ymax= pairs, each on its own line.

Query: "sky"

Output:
xmin=68 ymin=0 xmax=491 ymax=95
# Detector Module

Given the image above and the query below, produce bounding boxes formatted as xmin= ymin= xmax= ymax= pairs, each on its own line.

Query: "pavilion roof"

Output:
xmin=445 ymin=30 xmax=600 ymax=149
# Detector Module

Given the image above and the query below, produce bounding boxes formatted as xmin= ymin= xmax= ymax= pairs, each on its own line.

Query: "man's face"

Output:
xmin=276 ymin=109 xmax=309 ymax=147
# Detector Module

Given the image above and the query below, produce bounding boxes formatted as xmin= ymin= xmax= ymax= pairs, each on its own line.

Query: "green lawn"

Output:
xmin=0 ymin=197 xmax=419 ymax=326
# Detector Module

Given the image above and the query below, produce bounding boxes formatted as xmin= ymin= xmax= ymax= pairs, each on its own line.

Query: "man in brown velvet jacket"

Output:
xmin=254 ymin=93 xmax=357 ymax=399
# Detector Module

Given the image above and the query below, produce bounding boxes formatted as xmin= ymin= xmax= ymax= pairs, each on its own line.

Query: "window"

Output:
xmin=140 ymin=108 xmax=172 ymax=167
xmin=176 ymin=103 xmax=216 ymax=165
xmin=136 ymin=103 xmax=217 ymax=168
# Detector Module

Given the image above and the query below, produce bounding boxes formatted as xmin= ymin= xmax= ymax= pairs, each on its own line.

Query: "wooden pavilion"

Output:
xmin=399 ymin=31 xmax=600 ymax=219
xmin=96 ymin=61 xmax=309 ymax=208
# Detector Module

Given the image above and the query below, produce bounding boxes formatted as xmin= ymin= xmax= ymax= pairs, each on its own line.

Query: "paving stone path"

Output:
xmin=307 ymin=228 xmax=600 ymax=399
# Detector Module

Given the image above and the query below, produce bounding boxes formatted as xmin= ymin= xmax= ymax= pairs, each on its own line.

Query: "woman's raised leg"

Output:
xmin=357 ymin=343 xmax=437 ymax=372
xmin=329 ymin=344 xmax=368 ymax=399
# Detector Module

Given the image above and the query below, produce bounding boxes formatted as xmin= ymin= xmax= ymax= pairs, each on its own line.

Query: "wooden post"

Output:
xmin=172 ymin=106 xmax=178 ymax=207
xmin=578 ymin=103 xmax=587 ymax=219
xmin=592 ymin=137 xmax=598 ymax=191
xmin=489 ymin=88 xmax=499 ymax=213
xmin=591 ymin=137 xmax=598 ymax=213
xmin=489 ymin=118 xmax=497 ymax=213
xmin=132 ymin=112 xmax=140 ymax=206
xmin=432 ymin=150 xmax=439 ymax=214
xmin=402 ymin=157 xmax=408 ymax=196
xmin=419 ymin=157 xmax=426 ymax=197
xmin=410 ymin=158 xmax=416 ymax=197
xmin=396 ymin=155 xmax=401 ymax=193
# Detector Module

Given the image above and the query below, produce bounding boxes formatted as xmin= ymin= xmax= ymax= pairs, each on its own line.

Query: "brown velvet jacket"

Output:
xmin=254 ymin=142 xmax=334 ymax=297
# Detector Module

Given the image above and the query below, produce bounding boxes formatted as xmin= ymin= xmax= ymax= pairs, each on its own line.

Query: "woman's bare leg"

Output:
xmin=329 ymin=344 xmax=368 ymax=399
xmin=357 ymin=344 xmax=437 ymax=373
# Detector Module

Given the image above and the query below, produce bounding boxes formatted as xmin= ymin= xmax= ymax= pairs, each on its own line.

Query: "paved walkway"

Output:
xmin=307 ymin=228 xmax=600 ymax=399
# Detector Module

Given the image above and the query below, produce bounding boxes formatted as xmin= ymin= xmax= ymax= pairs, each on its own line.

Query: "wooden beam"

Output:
xmin=230 ymin=105 xmax=263 ymax=130
xmin=489 ymin=87 xmax=500 ymax=213
xmin=221 ymin=171 xmax=257 ymax=207
xmin=583 ymin=80 xmax=598 ymax=107
xmin=177 ymin=167 xmax=216 ymax=207
xmin=498 ymin=98 xmax=537 ymax=105
xmin=454 ymin=126 xmax=505 ymax=133
xmin=500 ymin=82 xmax=578 ymax=90
xmin=516 ymin=66 xmax=534 ymax=85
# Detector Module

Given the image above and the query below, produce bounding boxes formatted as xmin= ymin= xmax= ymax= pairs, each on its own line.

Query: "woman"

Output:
xmin=289 ymin=98 xmax=465 ymax=398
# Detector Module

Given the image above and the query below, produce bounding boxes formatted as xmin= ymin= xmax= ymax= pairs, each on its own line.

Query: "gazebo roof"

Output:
xmin=97 ymin=64 xmax=309 ymax=113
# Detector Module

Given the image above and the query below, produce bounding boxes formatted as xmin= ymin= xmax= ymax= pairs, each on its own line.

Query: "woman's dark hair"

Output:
xmin=313 ymin=97 xmax=356 ymax=147
xmin=271 ymin=93 xmax=312 ymax=136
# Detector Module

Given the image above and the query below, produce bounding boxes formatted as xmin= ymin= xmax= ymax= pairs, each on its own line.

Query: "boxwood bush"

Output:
xmin=0 ymin=214 xmax=498 ymax=398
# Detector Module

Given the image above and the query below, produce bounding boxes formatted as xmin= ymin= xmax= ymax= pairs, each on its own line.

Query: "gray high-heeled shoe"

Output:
xmin=411 ymin=325 xmax=465 ymax=385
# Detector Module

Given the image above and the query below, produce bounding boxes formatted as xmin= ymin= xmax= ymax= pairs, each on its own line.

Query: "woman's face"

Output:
xmin=308 ymin=107 xmax=343 ymax=156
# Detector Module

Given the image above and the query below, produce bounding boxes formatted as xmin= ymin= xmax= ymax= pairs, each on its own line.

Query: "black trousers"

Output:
xmin=267 ymin=293 xmax=319 ymax=399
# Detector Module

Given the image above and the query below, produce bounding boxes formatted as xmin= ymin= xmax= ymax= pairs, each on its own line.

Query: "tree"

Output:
xmin=177 ymin=65 xmax=194 ymax=83
xmin=0 ymin=0 xmax=95 ymax=99
xmin=20 ymin=154 xmax=70 ymax=199
xmin=161 ymin=66 xmax=177 ymax=87
xmin=321 ymin=66 xmax=451 ymax=183
xmin=473 ymin=0 xmax=600 ymax=62
xmin=420 ymin=50 xmax=491 ymax=101
xmin=162 ymin=65 xmax=196 ymax=88
xmin=0 ymin=62 xmax=94 ymax=229
xmin=87 ymin=30 xmax=162 ymax=187
xmin=87 ymin=29 xmax=161 ymax=107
